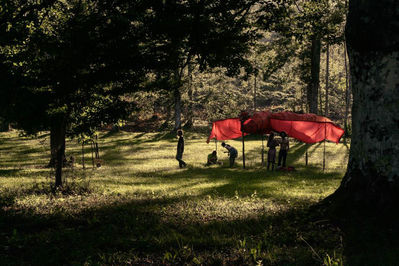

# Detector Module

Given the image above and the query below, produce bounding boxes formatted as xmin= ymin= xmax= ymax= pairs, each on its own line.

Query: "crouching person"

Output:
xmin=221 ymin=142 xmax=238 ymax=167
xmin=206 ymin=150 xmax=223 ymax=166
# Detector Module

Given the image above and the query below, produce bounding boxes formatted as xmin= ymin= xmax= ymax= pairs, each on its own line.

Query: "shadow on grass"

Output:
xmin=0 ymin=167 xmax=391 ymax=264
xmin=0 ymin=169 xmax=22 ymax=177
xmin=0 ymin=192 xmax=342 ymax=265
xmin=101 ymin=131 xmax=177 ymax=144
xmin=123 ymin=165 xmax=343 ymax=203
xmin=339 ymin=217 xmax=399 ymax=266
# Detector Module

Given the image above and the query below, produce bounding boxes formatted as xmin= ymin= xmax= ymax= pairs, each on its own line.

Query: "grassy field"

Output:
xmin=0 ymin=130 xmax=349 ymax=265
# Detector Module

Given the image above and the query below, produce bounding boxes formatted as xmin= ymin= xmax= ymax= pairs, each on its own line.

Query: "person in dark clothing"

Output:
xmin=176 ymin=129 xmax=187 ymax=168
xmin=277 ymin=131 xmax=289 ymax=167
xmin=206 ymin=150 xmax=218 ymax=166
xmin=267 ymin=132 xmax=280 ymax=171
xmin=221 ymin=142 xmax=238 ymax=167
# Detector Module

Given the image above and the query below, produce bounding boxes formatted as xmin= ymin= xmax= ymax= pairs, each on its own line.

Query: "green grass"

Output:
xmin=0 ymin=130 xmax=349 ymax=265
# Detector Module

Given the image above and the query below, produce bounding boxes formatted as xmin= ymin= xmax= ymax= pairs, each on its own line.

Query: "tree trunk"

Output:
xmin=343 ymin=41 xmax=350 ymax=143
xmin=332 ymin=0 xmax=399 ymax=207
xmin=51 ymin=119 xmax=66 ymax=188
xmin=325 ymin=43 xmax=329 ymax=117
xmin=174 ymin=86 xmax=182 ymax=131
xmin=160 ymin=102 xmax=173 ymax=130
xmin=184 ymin=63 xmax=194 ymax=129
xmin=0 ymin=117 xmax=9 ymax=132
xmin=49 ymin=123 xmax=66 ymax=168
xmin=254 ymin=71 xmax=257 ymax=112
xmin=307 ymin=36 xmax=321 ymax=114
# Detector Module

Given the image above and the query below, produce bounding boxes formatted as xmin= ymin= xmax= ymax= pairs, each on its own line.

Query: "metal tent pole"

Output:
xmin=242 ymin=131 xmax=246 ymax=169
xmin=323 ymin=123 xmax=326 ymax=172
xmin=261 ymin=134 xmax=265 ymax=167
xmin=82 ymin=142 xmax=85 ymax=169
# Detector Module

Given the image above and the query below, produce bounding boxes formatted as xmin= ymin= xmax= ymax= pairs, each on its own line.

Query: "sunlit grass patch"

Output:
xmin=0 ymin=130 xmax=348 ymax=265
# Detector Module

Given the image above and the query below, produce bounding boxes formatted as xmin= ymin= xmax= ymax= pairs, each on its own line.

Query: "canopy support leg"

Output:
xmin=261 ymin=134 xmax=265 ymax=167
xmin=242 ymin=131 xmax=246 ymax=169
xmin=323 ymin=140 xmax=326 ymax=172
xmin=82 ymin=142 xmax=85 ymax=170
xmin=305 ymin=144 xmax=308 ymax=166
xmin=323 ymin=123 xmax=326 ymax=172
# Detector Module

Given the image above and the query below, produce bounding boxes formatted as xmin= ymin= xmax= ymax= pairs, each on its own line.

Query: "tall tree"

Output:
xmin=258 ymin=0 xmax=345 ymax=114
xmin=1 ymin=0 xmax=148 ymax=187
xmin=143 ymin=0 xmax=257 ymax=130
xmin=308 ymin=35 xmax=321 ymax=114
xmin=331 ymin=0 xmax=399 ymax=207
xmin=324 ymin=43 xmax=330 ymax=116
xmin=0 ymin=1 xmax=56 ymax=131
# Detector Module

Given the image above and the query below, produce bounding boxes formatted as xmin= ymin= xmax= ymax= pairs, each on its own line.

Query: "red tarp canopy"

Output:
xmin=269 ymin=112 xmax=344 ymax=144
xmin=206 ymin=118 xmax=248 ymax=143
xmin=242 ymin=111 xmax=272 ymax=134
xmin=207 ymin=111 xmax=344 ymax=144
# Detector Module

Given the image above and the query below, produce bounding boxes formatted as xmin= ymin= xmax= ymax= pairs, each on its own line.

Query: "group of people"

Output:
xmin=175 ymin=129 xmax=289 ymax=170
xmin=266 ymin=131 xmax=289 ymax=171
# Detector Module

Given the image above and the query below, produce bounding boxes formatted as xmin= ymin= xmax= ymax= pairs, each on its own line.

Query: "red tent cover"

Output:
xmin=207 ymin=111 xmax=344 ymax=144
xmin=242 ymin=111 xmax=272 ymax=134
xmin=206 ymin=118 xmax=248 ymax=143
xmin=270 ymin=112 xmax=344 ymax=143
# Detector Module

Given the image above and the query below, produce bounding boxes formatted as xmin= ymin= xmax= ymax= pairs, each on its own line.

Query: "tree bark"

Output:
xmin=51 ymin=119 xmax=66 ymax=188
xmin=254 ymin=70 xmax=257 ymax=112
xmin=49 ymin=124 xmax=66 ymax=168
xmin=325 ymin=43 xmax=329 ymax=117
xmin=343 ymin=41 xmax=350 ymax=143
xmin=184 ymin=63 xmax=194 ymax=129
xmin=332 ymin=0 xmax=399 ymax=207
xmin=174 ymin=86 xmax=182 ymax=131
xmin=0 ymin=117 xmax=9 ymax=132
xmin=307 ymin=36 xmax=321 ymax=114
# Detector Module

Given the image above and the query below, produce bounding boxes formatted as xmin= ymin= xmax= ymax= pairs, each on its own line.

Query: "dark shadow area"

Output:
xmin=36 ymin=133 xmax=50 ymax=139
xmin=0 ymin=192 xmax=342 ymax=265
xmin=342 ymin=218 xmax=399 ymax=266
xmin=322 ymin=195 xmax=399 ymax=266
xmin=0 ymin=169 xmax=21 ymax=177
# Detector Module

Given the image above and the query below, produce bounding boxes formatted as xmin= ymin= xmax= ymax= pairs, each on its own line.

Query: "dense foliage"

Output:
xmin=0 ymin=0 xmax=262 ymax=186
xmin=129 ymin=0 xmax=350 ymax=129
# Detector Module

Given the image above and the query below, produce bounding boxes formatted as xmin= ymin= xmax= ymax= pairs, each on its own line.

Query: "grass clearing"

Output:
xmin=0 ymin=130 xmax=348 ymax=265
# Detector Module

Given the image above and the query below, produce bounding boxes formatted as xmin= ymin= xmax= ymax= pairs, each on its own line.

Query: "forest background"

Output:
xmin=0 ymin=0 xmax=351 ymax=137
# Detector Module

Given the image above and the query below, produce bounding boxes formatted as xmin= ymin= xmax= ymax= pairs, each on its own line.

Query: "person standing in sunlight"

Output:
xmin=176 ymin=129 xmax=187 ymax=168
xmin=267 ymin=132 xmax=280 ymax=171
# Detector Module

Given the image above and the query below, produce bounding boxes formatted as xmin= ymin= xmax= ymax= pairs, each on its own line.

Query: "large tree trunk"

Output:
xmin=325 ymin=43 xmax=329 ymax=117
xmin=184 ymin=63 xmax=194 ymax=129
xmin=332 ymin=0 xmax=399 ymax=207
xmin=51 ymin=119 xmax=66 ymax=188
xmin=0 ymin=117 xmax=9 ymax=132
xmin=307 ymin=36 xmax=321 ymax=114
xmin=49 ymin=125 xmax=66 ymax=167
xmin=174 ymin=86 xmax=182 ymax=131
xmin=343 ymin=41 xmax=350 ymax=143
